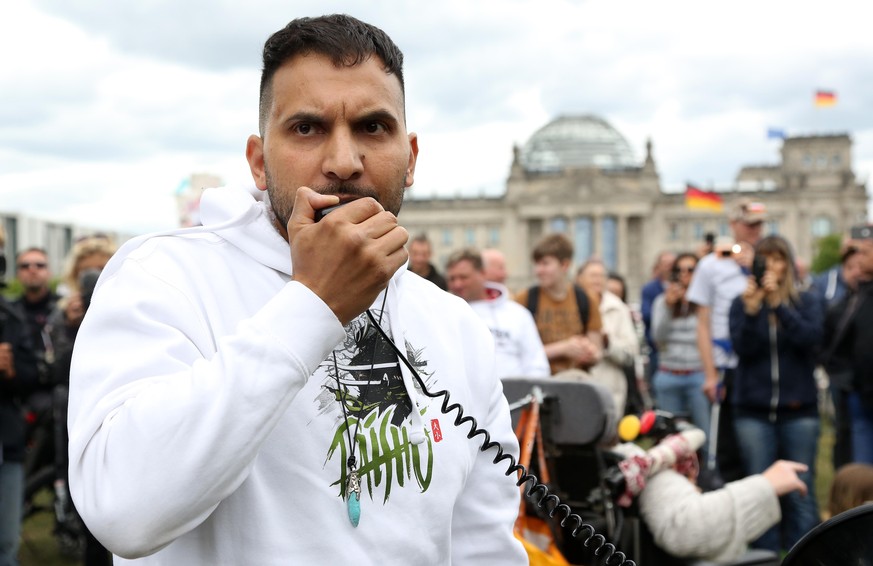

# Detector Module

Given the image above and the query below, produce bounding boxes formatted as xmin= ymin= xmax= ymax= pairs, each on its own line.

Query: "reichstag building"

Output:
xmin=399 ymin=114 xmax=868 ymax=299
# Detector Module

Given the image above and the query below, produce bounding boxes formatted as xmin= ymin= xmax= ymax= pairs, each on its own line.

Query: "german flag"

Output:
xmin=685 ymin=184 xmax=723 ymax=212
xmin=815 ymin=90 xmax=837 ymax=107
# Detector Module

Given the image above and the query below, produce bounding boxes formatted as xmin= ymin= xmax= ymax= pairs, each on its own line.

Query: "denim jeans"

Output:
xmin=652 ymin=369 xmax=711 ymax=438
xmin=733 ymin=412 xmax=820 ymax=553
xmin=0 ymin=462 xmax=23 ymax=566
xmin=848 ymin=392 xmax=873 ymax=464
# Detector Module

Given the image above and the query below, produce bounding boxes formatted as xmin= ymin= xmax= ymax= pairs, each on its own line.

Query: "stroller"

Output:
xmin=502 ymin=376 xmax=780 ymax=566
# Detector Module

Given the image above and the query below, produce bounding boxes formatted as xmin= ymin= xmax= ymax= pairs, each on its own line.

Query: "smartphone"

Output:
xmin=850 ymin=224 xmax=873 ymax=240
xmin=751 ymin=255 xmax=766 ymax=286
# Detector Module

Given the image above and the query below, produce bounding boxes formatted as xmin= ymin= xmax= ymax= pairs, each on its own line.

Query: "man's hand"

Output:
xmin=565 ymin=335 xmax=600 ymax=367
xmin=762 ymin=460 xmax=808 ymax=497
xmin=702 ymin=371 xmax=721 ymax=403
xmin=0 ymin=343 xmax=15 ymax=379
xmin=286 ymin=187 xmax=409 ymax=326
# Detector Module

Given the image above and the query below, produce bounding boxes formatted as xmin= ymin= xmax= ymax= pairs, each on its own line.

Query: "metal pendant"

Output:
xmin=347 ymin=469 xmax=361 ymax=527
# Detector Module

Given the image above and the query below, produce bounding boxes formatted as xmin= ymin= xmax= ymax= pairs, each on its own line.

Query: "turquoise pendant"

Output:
xmin=347 ymin=491 xmax=361 ymax=527
xmin=347 ymin=469 xmax=361 ymax=527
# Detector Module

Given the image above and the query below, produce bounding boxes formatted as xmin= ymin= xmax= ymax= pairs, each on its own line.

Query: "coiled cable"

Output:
xmin=367 ymin=310 xmax=635 ymax=566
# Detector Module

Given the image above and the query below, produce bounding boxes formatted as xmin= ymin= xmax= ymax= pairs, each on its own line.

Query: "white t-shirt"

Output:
xmin=685 ymin=253 xmax=748 ymax=369
xmin=468 ymin=282 xmax=550 ymax=379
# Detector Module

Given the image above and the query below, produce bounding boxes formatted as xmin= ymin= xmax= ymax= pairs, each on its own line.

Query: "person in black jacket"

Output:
xmin=1 ymin=229 xmax=39 ymax=566
xmin=823 ymin=227 xmax=873 ymax=466
xmin=729 ymin=235 xmax=823 ymax=554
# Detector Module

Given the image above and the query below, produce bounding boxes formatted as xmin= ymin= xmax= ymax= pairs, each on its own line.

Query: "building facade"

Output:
xmin=399 ymin=115 xmax=869 ymax=300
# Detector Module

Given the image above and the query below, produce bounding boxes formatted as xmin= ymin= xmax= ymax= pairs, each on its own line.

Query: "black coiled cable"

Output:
xmin=366 ymin=310 xmax=635 ymax=566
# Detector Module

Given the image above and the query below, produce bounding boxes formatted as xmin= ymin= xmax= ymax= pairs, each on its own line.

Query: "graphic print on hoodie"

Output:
xmin=317 ymin=308 xmax=434 ymax=503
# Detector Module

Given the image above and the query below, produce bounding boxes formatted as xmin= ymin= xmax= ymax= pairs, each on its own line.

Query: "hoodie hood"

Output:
xmin=481 ymin=281 xmax=510 ymax=304
xmin=199 ymin=184 xmax=293 ymax=275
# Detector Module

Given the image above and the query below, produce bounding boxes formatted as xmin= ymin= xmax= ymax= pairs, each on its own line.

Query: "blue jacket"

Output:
xmin=729 ymin=290 xmax=822 ymax=417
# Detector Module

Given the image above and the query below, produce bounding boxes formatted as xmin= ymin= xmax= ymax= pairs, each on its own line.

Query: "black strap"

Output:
xmin=526 ymin=285 xmax=589 ymax=334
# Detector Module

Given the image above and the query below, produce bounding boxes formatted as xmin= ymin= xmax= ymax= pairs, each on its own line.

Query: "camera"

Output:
xmin=850 ymin=224 xmax=873 ymax=240
xmin=78 ymin=269 xmax=102 ymax=312
xmin=751 ymin=255 xmax=766 ymax=287
xmin=669 ymin=266 xmax=680 ymax=283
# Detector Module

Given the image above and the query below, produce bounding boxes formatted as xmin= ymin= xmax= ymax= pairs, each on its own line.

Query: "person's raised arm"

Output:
xmin=695 ymin=306 xmax=720 ymax=403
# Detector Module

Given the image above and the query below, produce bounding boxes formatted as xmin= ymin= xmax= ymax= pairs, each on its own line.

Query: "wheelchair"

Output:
xmin=502 ymin=376 xmax=780 ymax=566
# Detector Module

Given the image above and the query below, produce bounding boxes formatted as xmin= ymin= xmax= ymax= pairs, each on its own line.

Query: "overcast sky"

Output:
xmin=2 ymin=0 xmax=871 ymax=235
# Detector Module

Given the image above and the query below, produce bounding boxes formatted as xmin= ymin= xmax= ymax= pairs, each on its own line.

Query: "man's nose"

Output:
xmin=322 ymin=128 xmax=363 ymax=181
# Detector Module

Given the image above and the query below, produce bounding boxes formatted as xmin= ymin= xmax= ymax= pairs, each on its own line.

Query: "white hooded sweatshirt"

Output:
xmin=468 ymin=282 xmax=549 ymax=379
xmin=67 ymin=185 xmax=526 ymax=565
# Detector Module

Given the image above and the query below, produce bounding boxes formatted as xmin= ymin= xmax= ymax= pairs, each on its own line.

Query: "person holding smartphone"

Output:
xmin=728 ymin=235 xmax=823 ymax=553
xmin=651 ymin=253 xmax=710 ymax=438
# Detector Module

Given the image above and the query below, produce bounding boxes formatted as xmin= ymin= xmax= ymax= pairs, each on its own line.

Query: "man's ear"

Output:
xmin=246 ymin=135 xmax=267 ymax=190
xmin=403 ymin=132 xmax=419 ymax=188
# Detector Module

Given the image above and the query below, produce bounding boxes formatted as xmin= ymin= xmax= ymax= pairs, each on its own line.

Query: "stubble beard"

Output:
xmin=264 ymin=166 xmax=405 ymax=229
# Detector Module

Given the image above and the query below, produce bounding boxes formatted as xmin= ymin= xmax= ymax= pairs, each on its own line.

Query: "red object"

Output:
xmin=431 ymin=419 xmax=442 ymax=442
xmin=639 ymin=410 xmax=656 ymax=435
xmin=685 ymin=185 xmax=723 ymax=212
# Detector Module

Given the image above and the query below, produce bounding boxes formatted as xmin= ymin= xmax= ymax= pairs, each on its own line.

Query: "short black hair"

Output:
xmin=258 ymin=14 xmax=405 ymax=136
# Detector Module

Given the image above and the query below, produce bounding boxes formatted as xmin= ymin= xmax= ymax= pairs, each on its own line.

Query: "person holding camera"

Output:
xmin=1 ymin=226 xmax=40 ymax=566
xmin=728 ymin=235 xmax=823 ymax=553
xmin=650 ymin=253 xmax=710 ymax=438
xmin=47 ymin=235 xmax=117 ymax=566
xmin=822 ymin=225 xmax=873 ymax=466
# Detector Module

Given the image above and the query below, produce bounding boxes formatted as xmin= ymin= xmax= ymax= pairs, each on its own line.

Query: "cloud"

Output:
xmin=3 ymin=0 xmax=871 ymax=235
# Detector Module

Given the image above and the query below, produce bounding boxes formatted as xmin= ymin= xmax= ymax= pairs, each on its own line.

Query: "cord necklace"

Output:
xmin=332 ymin=289 xmax=389 ymax=528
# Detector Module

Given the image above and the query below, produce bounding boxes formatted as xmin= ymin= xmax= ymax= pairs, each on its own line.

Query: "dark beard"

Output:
xmin=266 ymin=174 xmax=404 ymax=229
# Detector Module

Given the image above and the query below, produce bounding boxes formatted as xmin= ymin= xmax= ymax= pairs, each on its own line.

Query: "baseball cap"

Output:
xmin=729 ymin=199 xmax=768 ymax=224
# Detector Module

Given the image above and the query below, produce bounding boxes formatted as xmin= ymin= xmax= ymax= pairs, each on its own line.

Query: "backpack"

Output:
xmin=526 ymin=285 xmax=590 ymax=334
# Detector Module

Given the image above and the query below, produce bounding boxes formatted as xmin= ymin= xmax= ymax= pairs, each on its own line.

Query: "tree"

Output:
xmin=811 ymin=233 xmax=843 ymax=274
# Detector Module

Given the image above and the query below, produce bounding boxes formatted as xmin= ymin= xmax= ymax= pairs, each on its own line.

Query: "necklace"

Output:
xmin=332 ymin=290 xmax=389 ymax=528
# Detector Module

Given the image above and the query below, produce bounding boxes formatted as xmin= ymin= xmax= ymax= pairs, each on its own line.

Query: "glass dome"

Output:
xmin=520 ymin=115 xmax=637 ymax=173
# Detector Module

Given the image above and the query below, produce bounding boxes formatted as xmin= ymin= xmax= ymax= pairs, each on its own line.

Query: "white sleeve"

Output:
xmin=605 ymin=303 xmax=640 ymax=367
xmin=518 ymin=307 xmax=551 ymax=378
xmin=450 ymin=318 xmax=528 ymax=565
xmin=638 ymin=471 xmax=780 ymax=562
xmin=67 ymin=257 xmax=345 ymax=557
xmin=685 ymin=257 xmax=714 ymax=308
xmin=651 ymin=294 xmax=671 ymax=347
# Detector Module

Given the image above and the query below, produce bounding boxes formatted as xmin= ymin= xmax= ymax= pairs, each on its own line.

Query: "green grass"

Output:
xmin=19 ymin=490 xmax=79 ymax=566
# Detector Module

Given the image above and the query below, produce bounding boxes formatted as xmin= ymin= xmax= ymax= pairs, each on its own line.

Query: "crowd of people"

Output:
xmin=1 ymin=229 xmax=116 ymax=566
xmin=436 ymin=197 xmax=873 ymax=558
xmin=1 ymin=12 xmax=872 ymax=566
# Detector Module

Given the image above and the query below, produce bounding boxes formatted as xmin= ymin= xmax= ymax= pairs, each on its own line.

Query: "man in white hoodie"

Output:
xmin=446 ymin=248 xmax=549 ymax=379
xmin=67 ymin=15 xmax=527 ymax=566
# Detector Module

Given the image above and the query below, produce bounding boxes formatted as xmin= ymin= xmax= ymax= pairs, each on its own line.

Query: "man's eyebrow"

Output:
xmin=281 ymin=111 xmax=325 ymax=127
xmin=354 ymin=109 xmax=400 ymax=126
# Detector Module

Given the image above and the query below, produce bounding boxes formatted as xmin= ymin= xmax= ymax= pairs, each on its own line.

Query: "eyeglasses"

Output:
xmin=677 ymin=267 xmax=695 ymax=273
xmin=18 ymin=262 xmax=47 ymax=270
